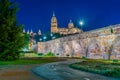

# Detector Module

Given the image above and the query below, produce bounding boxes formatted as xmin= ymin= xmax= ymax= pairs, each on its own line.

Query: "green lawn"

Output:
xmin=70 ymin=59 xmax=120 ymax=78
xmin=0 ymin=57 xmax=66 ymax=65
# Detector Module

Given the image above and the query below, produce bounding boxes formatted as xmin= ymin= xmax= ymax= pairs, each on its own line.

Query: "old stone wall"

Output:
xmin=38 ymin=25 xmax=120 ymax=59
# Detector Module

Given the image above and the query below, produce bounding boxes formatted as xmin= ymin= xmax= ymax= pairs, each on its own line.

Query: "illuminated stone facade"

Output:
xmin=38 ymin=24 xmax=120 ymax=60
xmin=51 ymin=12 xmax=82 ymax=35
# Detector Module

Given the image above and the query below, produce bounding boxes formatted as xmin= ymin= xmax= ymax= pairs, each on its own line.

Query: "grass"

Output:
xmin=70 ymin=59 xmax=120 ymax=78
xmin=0 ymin=57 xmax=66 ymax=65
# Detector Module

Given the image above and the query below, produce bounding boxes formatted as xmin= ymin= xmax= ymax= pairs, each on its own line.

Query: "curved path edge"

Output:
xmin=32 ymin=59 xmax=119 ymax=80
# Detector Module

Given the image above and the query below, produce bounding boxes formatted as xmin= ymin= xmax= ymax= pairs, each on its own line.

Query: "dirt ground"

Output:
xmin=0 ymin=64 xmax=43 ymax=80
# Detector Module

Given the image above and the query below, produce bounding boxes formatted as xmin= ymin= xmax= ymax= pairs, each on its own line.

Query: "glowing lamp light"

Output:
xmin=23 ymin=48 xmax=28 ymax=52
xmin=79 ymin=21 xmax=84 ymax=26
xmin=39 ymin=38 xmax=42 ymax=41
xmin=52 ymin=36 xmax=56 ymax=39
xmin=43 ymin=36 xmax=47 ymax=40
xmin=50 ymin=33 xmax=53 ymax=36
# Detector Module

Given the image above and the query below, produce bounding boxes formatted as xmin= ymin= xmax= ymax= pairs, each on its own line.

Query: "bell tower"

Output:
xmin=51 ymin=12 xmax=58 ymax=33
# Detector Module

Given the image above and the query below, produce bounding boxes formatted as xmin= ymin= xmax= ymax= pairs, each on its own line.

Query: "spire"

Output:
xmin=38 ymin=29 xmax=42 ymax=35
xmin=53 ymin=11 xmax=55 ymax=17
xmin=30 ymin=29 xmax=33 ymax=34
xmin=27 ymin=30 xmax=30 ymax=34
xmin=51 ymin=11 xmax=57 ymax=23
xmin=70 ymin=19 xmax=72 ymax=23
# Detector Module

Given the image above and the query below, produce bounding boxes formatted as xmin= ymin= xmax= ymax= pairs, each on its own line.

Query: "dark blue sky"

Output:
xmin=14 ymin=0 xmax=120 ymax=33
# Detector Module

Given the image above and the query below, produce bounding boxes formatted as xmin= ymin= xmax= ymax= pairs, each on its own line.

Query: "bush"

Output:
xmin=44 ymin=52 xmax=55 ymax=57
xmin=66 ymin=54 xmax=69 ymax=57
xmin=82 ymin=56 xmax=86 ymax=59
xmin=20 ymin=53 xmax=25 ymax=57
xmin=113 ymin=59 xmax=119 ymax=63
xmin=38 ymin=53 xmax=43 ymax=56
xmin=56 ymin=53 xmax=60 ymax=56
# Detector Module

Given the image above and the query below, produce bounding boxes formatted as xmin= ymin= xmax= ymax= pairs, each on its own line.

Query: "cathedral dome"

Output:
xmin=68 ymin=20 xmax=74 ymax=28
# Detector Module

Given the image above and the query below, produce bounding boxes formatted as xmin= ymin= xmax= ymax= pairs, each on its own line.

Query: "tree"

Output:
xmin=24 ymin=33 xmax=30 ymax=50
xmin=110 ymin=28 xmax=114 ymax=34
xmin=0 ymin=0 xmax=24 ymax=61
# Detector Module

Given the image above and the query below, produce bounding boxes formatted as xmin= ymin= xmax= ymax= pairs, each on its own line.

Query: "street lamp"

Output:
xmin=39 ymin=38 xmax=42 ymax=42
xmin=79 ymin=21 xmax=84 ymax=26
xmin=43 ymin=36 xmax=47 ymax=41
xmin=79 ymin=21 xmax=84 ymax=32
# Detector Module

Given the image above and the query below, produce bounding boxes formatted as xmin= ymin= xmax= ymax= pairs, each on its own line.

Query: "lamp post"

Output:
xmin=50 ymin=33 xmax=54 ymax=40
xmin=79 ymin=21 xmax=84 ymax=33
xmin=43 ymin=36 xmax=47 ymax=53
xmin=79 ymin=20 xmax=85 ymax=58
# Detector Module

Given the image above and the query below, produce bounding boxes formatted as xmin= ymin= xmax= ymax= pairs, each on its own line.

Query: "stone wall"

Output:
xmin=38 ymin=24 xmax=120 ymax=59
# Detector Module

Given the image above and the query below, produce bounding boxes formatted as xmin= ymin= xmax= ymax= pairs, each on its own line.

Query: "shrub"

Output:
xmin=113 ymin=59 xmax=119 ymax=63
xmin=82 ymin=56 xmax=86 ymax=59
xmin=44 ymin=52 xmax=55 ymax=57
xmin=20 ymin=53 xmax=25 ymax=57
xmin=66 ymin=54 xmax=69 ymax=57
xmin=38 ymin=53 xmax=43 ymax=56
xmin=56 ymin=53 xmax=60 ymax=56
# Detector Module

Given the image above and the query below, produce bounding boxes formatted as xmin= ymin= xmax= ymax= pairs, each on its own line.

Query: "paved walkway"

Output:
xmin=0 ymin=64 xmax=43 ymax=80
xmin=32 ymin=59 xmax=119 ymax=80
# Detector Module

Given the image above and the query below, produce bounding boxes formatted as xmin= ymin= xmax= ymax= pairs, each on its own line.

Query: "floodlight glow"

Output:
xmin=51 ymin=33 xmax=53 ymax=36
xmin=23 ymin=48 xmax=28 ymax=52
xmin=52 ymin=36 xmax=56 ymax=39
xmin=39 ymin=38 xmax=42 ymax=41
xmin=43 ymin=36 xmax=47 ymax=40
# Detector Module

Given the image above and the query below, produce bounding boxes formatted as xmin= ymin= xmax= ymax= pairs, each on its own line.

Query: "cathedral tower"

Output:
xmin=51 ymin=12 xmax=58 ymax=33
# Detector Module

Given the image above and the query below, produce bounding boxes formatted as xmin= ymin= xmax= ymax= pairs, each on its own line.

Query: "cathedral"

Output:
xmin=51 ymin=12 xmax=82 ymax=35
xmin=24 ymin=12 xmax=82 ymax=36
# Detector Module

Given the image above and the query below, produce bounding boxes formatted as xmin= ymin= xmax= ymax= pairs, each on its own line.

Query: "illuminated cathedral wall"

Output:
xmin=38 ymin=25 xmax=120 ymax=59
